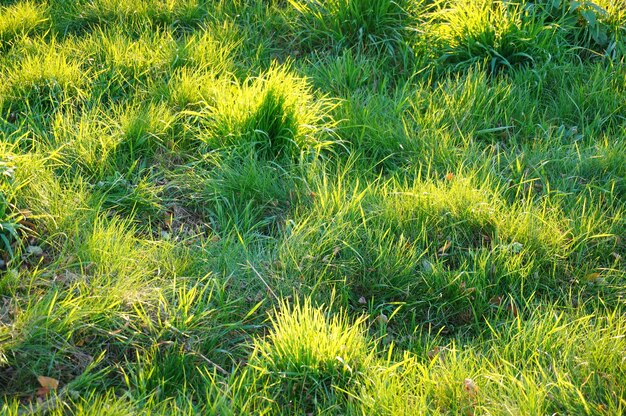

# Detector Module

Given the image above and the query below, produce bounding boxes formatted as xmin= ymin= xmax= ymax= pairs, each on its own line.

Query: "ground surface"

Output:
xmin=0 ymin=0 xmax=625 ymax=414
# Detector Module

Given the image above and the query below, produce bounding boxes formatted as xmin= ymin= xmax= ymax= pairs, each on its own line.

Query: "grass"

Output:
xmin=0 ymin=0 xmax=625 ymax=414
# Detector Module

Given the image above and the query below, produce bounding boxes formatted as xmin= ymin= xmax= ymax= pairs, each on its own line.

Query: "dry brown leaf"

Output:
xmin=37 ymin=376 xmax=59 ymax=391
xmin=36 ymin=387 xmax=50 ymax=398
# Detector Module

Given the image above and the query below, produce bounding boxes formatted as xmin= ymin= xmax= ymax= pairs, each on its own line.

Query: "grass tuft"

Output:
xmin=247 ymin=298 xmax=373 ymax=413
xmin=287 ymin=0 xmax=413 ymax=52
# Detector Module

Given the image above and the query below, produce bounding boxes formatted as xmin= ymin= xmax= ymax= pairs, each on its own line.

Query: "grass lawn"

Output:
xmin=1 ymin=0 xmax=625 ymax=414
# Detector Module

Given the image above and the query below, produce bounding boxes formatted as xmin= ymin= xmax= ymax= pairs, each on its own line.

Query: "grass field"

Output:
xmin=0 ymin=0 xmax=625 ymax=414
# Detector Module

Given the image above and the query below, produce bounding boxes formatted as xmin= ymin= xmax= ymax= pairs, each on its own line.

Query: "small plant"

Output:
xmin=248 ymin=298 xmax=373 ymax=413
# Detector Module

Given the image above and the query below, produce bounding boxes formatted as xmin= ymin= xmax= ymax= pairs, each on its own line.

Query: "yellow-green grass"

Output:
xmin=0 ymin=0 xmax=625 ymax=414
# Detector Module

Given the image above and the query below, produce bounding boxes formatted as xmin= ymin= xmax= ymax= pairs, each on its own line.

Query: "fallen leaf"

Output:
xmin=445 ymin=172 xmax=455 ymax=181
xmin=164 ymin=211 xmax=174 ymax=228
xmin=459 ymin=282 xmax=477 ymax=295
xmin=36 ymin=387 xmax=50 ymax=398
xmin=37 ymin=376 xmax=59 ymax=391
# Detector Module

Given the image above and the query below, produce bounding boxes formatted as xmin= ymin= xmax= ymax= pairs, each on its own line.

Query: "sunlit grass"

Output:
xmin=0 ymin=0 xmax=625 ymax=414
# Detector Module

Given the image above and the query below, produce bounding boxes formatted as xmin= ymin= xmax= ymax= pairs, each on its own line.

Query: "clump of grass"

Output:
xmin=306 ymin=49 xmax=394 ymax=95
xmin=247 ymin=298 xmax=373 ymax=413
xmin=118 ymin=275 xmax=254 ymax=403
xmin=50 ymin=0 xmax=209 ymax=34
xmin=418 ymin=0 xmax=625 ymax=74
xmin=531 ymin=0 xmax=626 ymax=59
xmin=287 ymin=0 xmax=413 ymax=52
xmin=50 ymin=107 xmax=120 ymax=179
xmin=0 ymin=48 xmax=86 ymax=115
xmin=177 ymin=28 xmax=240 ymax=73
xmin=0 ymin=1 xmax=48 ymax=47
xmin=277 ymin=168 xmax=585 ymax=330
xmin=151 ymin=68 xmax=229 ymax=110
xmin=116 ymin=101 xmax=176 ymax=162
xmin=76 ymin=28 xmax=178 ymax=97
xmin=164 ymin=147 xmax=303 ymax=239
xmin=200 ymin=63 xmax=336 ymax=161
xmin=90 ymin=173 xmax=164 ymax=223
xmin=420 ymin=0 xmax=554 ymax=73
xmin=50 ymin=100 xmax=176 ymax=182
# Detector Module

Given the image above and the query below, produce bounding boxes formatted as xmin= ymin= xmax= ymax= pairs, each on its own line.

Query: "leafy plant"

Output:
xmin=528 ymin=0 xmax=622 ymax=58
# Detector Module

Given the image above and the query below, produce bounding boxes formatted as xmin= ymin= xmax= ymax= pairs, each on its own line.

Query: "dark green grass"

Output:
xmin=0 ymin=0 xmax=625 ymax=415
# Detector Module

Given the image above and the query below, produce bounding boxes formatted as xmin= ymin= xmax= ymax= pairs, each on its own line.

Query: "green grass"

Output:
xmin=0 ymin=0 xmax=625 ymax=414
